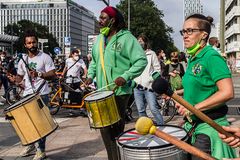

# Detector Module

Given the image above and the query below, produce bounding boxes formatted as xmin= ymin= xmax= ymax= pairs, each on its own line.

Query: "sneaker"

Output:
xmin=33 ymin=151 xmax=46 ymax=160
xmin=19 ymin=145 xmax=36 ymax=157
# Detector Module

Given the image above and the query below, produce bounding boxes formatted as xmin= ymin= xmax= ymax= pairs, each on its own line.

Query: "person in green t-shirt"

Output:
xmin=176 ymin=14 xmax=237 ymax=160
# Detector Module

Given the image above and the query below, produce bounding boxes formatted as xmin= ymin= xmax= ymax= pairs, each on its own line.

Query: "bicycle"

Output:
xmin=126 ymin=95 xmax=177 ymax=124
xmin=49 ymin=77 xmax=94 ymax=115
xmin=6 ymin=84 xmax=24 ymax=105
xmin=156 ymin=96 xmax=177 ymax=123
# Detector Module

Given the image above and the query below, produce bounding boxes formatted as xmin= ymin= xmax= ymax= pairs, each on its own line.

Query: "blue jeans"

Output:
xmin=134 ymin=88 xmax=164 ymax=125
xmin=34 ymin=94 xmax=49 ymax=152
xmin=0 ymin=74 xmax=9 ymax=97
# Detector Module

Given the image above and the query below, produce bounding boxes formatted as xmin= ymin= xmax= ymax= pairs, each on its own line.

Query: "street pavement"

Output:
xmin=0 ymin=74 xmax=240 ymax=159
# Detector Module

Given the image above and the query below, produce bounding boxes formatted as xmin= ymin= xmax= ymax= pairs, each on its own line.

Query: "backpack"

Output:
xmin=169 ymin=74 xmax=183 ymax=91
xmin=169 ymin=64 xmax=183 ymax=91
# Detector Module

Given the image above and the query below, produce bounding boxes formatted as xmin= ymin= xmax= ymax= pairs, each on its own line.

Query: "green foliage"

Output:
xmin=4 ymin=20 xmax=59 ymax=55
xmin=116 ymin=0 xmax=178 ymax=54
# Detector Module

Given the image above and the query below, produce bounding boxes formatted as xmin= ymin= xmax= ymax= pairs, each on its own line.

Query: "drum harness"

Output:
xmin=184 ymin=104 xmax=228 ymax=139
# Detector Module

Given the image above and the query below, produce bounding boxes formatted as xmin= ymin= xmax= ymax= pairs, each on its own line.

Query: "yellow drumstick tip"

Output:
xmin=135 ymin=117 xmax=156 ymax=135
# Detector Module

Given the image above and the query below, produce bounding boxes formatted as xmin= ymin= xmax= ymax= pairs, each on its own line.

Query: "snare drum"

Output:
xmin=4 ymin=94 xmax=58 ymax=145
xmin=117 ymin=125 xmax=188 ymax=160
xmin=84 ymin=91 xmax=120 ymax=128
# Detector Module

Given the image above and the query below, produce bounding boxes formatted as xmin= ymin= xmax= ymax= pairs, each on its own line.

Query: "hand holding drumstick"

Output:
xmin=135 ymin=117 xmax=216 ymax=160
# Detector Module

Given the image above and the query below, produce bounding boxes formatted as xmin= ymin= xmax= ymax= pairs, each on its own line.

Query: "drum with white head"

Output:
xmin=117 ymin=125 xmax=189 ymax=160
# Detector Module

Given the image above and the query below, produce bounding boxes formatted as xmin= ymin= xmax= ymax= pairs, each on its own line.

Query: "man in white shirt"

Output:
xmin=61 ymin=49 xmax=88 ymax=106
xmin=8 ymin=30 xmax=56 ymax=160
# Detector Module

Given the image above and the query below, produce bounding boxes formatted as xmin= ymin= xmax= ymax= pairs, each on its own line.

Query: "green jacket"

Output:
xmin=87 ymin=29 xmax=147 ymax=95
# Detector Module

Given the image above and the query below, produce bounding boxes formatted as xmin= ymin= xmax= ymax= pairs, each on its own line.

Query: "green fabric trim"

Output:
xmin=184 ymin=116 xmax=237 ymax=159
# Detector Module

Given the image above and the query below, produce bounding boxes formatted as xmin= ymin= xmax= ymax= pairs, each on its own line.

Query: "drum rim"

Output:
xmin=84 ymin=90 xmax=114 ymax=102
xmin=22 ymin=124 xmax=59 ymax=146
xmin=4 ymin=94 xmax=39 ymax=113
xmin=117 ymin=124 xmax=188 ymax=150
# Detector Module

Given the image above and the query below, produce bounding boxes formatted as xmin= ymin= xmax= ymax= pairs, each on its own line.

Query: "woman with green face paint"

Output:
xmin=176 ymin=14 xmax=237 ymax=160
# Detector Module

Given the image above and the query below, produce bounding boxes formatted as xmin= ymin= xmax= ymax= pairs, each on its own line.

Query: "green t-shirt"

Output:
xmin=182 ymin=46 xmax=236 ymax=159
xmin=183 ymin=45 xmax=231 ymax=106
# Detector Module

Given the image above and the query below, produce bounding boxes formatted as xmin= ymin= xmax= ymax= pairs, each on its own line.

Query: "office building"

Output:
xmin=225 ymin=0 xmax=240 ymax=72
xmin=0 ymin=0 xmax=97 ymax=55
xmin=184 ymin=0 xmax=203 ymax=18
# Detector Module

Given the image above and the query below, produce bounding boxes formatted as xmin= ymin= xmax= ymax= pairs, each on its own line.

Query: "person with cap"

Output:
xmin=85 ymin=6 xmax=147 ymax=160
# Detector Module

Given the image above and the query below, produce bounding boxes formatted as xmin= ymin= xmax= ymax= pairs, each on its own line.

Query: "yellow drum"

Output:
xmin=84 ymin=91 xmax=120 ymax=128
xmin=4 ymin=94 xmax=58 ymax=145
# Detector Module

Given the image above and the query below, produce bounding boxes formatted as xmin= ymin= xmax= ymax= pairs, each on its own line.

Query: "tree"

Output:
xmin=4 ymin=20 xmax=59 ymax=55
xmin=117 ymin=0 xmax=178 ymax=54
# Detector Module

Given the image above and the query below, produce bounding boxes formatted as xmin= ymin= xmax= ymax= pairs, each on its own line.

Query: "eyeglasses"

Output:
xmin=179 ymin=28 xmax=205 ymax=36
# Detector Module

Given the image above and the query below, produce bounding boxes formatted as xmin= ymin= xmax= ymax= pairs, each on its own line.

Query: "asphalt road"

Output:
xmin=0 ymin=73 xmax=240 ymax=156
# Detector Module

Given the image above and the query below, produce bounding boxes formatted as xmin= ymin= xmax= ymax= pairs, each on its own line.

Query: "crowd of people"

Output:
xmin=0 ymin=5 xmax=239 ymax=160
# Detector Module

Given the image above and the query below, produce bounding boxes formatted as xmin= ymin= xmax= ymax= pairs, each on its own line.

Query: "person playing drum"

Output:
xmin=8 ymin=30 xmax=56 ymax=160
xmin=176 ymin=14 xmax=237 ymax=159
xmin=85 ymin=6 xmax=147 ymax=160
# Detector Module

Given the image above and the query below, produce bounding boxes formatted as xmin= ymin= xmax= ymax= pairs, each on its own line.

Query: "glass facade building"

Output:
xmin=0 ymin=0 xmax=96 ymax=54
xmin=184 ymin=0 xmax=203 ymax=18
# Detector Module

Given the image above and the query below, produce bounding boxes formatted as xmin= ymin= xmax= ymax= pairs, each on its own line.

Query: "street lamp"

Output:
xmin=98 ymin=0 xmax=109 ymax=6
xmin=38 ymin=38 xmax=48 ymax=51
xmin=220 ymin=0 xmax=225 ymax=53
xmin=128 ymin=0 xmax=130 ymax=30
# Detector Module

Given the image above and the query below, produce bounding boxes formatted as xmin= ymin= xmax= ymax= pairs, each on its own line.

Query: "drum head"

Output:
xmin=4 ymin=94 xmax=37 ymax=112
xmin=84 ymin=91 xmax=113 ymax=101
xmin=117 ymin=125 xmax=188 ymax=149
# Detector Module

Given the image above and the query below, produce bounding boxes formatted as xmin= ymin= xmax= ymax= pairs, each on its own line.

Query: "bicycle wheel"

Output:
xmin=6 ymin=86 xmax=23 ymax=105
xmin=158 ymin=98 xmax=177 ymax=123
xmin=48 ymin=80 xmax=61 ymax=115
xmin=49 ymin=89 xmax=61 ymax=115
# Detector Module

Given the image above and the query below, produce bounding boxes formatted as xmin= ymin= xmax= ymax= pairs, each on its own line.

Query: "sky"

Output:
xmin=76 ymin=0 xmax=220 ymax=51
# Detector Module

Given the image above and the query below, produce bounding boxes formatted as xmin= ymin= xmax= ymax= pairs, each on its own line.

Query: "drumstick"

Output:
xmin=135 ymin=117 xmax=216 ymax=160
xmin=151 ymin=76 xmax=236 ymax=138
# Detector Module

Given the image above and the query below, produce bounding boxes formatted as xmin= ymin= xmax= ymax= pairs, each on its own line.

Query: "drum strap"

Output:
xmin=25 ymin=56 xmax=36 ymax=93
xmin=99 ymin=36 xmax=109 ymax=88
xmin=187 ymin=121 xmax=198 ymax=138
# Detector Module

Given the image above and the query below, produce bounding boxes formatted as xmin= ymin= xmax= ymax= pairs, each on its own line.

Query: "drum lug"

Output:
xmin=5 ymin=115 xmax=14 ymax=120
xmin=37 ymin=99 xmax=44 ymax=109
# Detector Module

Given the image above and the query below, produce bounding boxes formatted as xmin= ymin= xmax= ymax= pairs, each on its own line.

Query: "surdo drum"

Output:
xmin=117 ymin=125 xmax=189 ymax=160
xmin=4 ymin=94 xmax=58 ymax=145
xmin=84 ymin=91 xmax=120 ymax=128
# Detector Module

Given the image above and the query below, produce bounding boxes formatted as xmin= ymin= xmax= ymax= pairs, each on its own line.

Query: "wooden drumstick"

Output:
xmin=151 ymin=77 xmax=236 ymax=138
xmin=135 ymin=117 xmax=216 ymax=160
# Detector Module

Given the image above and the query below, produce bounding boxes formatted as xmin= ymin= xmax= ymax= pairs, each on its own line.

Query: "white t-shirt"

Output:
xmin=17 ymin=51 xmax=55 ymax=96
xmin=65 ymin=58 xmax=86 ymax=83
